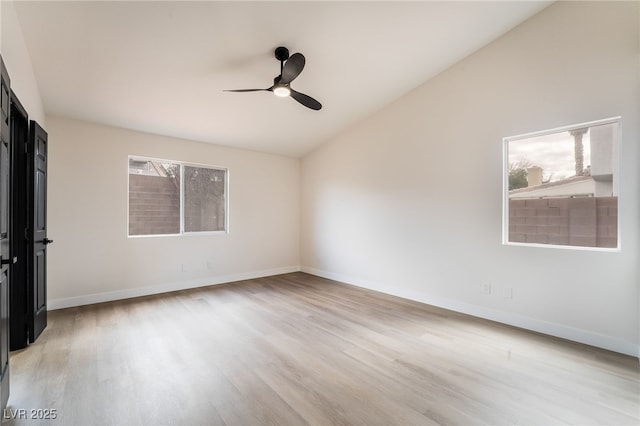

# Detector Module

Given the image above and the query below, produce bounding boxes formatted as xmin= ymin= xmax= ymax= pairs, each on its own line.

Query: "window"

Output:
xmin=503 ymin=117 xmax=619 ymax=250
xmin=128 ymin=157 xmax=227 ymax=236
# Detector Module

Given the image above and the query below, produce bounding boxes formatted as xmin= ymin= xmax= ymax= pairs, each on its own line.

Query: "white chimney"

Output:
xmin=527 ymin=166 xmax=543 ymax=187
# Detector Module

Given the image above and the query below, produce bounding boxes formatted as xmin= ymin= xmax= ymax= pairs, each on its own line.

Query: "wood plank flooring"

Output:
xmin=4 ymin=272 xmax=639 ymax=425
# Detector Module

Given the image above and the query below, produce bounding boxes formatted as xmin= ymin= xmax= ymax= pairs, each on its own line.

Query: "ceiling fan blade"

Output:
xmin=224 ymin=88 xmax=270 ymax=92
xmin=280 ymin=53 xmax=305 ymax=84
xmin=290 ymin=89 xmax=322 ymax=110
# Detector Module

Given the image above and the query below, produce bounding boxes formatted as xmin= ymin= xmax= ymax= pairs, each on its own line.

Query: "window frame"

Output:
xmin=502 ymin=117 xmax=621 ymax=252
xmin=127 ymin=155 xmax=229 ymax=238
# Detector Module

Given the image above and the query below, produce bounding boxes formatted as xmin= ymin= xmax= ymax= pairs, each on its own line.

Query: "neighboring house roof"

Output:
xmin=509 ymin=175 xmax=594 ymax=199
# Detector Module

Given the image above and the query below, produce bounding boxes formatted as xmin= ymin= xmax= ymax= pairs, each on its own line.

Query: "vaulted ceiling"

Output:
xmin=14 ymin=1 xmax=551 ymax=157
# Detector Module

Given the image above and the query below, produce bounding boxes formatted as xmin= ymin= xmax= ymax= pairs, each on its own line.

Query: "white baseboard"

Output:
xmin=301 ymin=266 xmax=640 ymax=359
xmin=48 ymin=266 xmax=301 ymax=310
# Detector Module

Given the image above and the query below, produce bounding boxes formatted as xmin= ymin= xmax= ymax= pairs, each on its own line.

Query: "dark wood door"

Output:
xmin=9 ymin=92 xmax=28 ymax=350
xmin=0 ymin=55 xmax=12 ymax=412
xmin=29 ymin=121 xmax=48 ymax=342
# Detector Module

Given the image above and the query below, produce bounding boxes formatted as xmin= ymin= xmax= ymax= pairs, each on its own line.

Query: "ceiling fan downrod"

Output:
xmin=275 ymin=46 xmax=290 ymax=76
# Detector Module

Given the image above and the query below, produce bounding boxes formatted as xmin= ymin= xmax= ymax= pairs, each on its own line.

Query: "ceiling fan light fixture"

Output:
xmin=273 ymin=86 xmax=291 ymax=98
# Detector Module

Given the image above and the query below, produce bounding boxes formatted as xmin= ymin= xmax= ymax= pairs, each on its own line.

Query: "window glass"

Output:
xmin=184 ymin=166 xmax=226 ymax=233
xmin=128 ymin=159 xmax=180 ymax=236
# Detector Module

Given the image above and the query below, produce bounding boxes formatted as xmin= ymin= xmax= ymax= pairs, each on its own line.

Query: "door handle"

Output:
xmin=1 ymin=257 xmax=17 ymax=265
xmin=43 ymin=238 xmax=54 ymax=245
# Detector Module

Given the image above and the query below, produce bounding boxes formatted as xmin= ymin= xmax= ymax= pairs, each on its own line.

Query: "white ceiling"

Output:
xmin=14 ymin=1 xmax=551 ymax=157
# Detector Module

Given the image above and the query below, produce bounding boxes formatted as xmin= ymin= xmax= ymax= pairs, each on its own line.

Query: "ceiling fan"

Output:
xmin=225 ymin=46 xmax=322 ymax=111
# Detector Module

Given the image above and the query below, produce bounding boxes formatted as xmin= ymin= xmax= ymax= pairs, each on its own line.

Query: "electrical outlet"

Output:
xmin=481 ymin=283 xmax=492 ymax=294
xmin=503 ymin=287 xmax=513 ymax=299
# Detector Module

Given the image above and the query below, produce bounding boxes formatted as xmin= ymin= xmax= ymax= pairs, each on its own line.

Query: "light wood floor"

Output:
xmin=4 ymin=272 xmax=639 ymax=425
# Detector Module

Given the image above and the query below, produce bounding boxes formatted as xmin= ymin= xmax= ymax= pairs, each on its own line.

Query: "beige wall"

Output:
xmin=47 ymin=116 xmax=300 ymax=308
xmin=0 ymin=1 xmax=45 ymax=124
xmin=301 ymin=1 xmax=640 ymax=356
